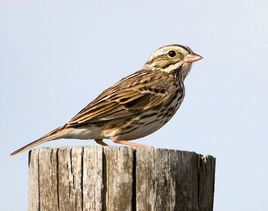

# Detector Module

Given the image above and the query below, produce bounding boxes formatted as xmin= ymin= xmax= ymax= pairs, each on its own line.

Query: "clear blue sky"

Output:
xmin=1 ymin=0 xmax=268 ymax=210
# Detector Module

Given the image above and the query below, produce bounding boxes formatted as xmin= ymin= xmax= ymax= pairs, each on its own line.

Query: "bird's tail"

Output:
xmin=10 ymin=126 xmax=73 ymax=156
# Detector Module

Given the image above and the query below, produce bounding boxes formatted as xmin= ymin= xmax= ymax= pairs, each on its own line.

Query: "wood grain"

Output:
xmin=28 ymin=146 xmax=215 ymax=211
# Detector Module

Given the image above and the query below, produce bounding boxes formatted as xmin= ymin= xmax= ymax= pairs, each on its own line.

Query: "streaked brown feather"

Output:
xmin=67 ymin=69 xmax=172 ymax=127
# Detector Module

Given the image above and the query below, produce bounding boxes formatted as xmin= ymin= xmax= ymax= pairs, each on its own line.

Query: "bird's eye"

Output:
xmin=168 ymin=50 xmax=176 ymax=57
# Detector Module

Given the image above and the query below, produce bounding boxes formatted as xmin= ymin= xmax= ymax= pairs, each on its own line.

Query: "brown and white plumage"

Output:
xmin=11 ymin=44 xmax=202 ymax=155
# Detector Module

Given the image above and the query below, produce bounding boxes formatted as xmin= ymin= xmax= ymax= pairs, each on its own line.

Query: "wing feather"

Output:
xmin=67 ymin=70 xmax=172 ymax=127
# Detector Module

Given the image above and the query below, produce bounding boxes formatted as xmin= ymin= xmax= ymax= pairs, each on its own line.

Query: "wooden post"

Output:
xmin=28 ymin=146 xmax=215 ymax=211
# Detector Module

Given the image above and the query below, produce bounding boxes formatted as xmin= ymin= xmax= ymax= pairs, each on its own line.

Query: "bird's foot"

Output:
xmin=95 ymin=139 xmax=109 ymax=146
xmin=112 ymin=139 xmax=153 ymax=148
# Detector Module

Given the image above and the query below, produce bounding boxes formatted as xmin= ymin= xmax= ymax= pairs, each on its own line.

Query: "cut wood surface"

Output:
xmin=28 ymin=146 xmax=215 ymax=211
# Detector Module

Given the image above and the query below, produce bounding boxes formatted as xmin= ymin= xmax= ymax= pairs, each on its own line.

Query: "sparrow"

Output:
xmin=11 ymin=44 xmax=202 ymax=155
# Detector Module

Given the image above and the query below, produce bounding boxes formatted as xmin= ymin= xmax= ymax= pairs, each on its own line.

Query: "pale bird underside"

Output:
xmin=11 ymin=44 xmax=202 ymax=155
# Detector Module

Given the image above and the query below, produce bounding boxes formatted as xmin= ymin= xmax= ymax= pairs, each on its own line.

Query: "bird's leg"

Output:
xmin=95 ymin=139 xmax=109 ymax=146
xmin=112 ymin=139 xmax=153 ymax=148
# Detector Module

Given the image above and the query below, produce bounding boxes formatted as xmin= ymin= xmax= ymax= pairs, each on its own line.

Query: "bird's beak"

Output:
xmin=184 ymin=53 xmax=203 ymax=63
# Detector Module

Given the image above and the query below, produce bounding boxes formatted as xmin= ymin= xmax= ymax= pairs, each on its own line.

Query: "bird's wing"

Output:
xmin=67 ymin=70 xmax=172 ymax=127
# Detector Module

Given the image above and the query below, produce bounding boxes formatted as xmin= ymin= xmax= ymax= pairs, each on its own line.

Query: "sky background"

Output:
xmin=1 ymin=0 xmax=268 ymax=210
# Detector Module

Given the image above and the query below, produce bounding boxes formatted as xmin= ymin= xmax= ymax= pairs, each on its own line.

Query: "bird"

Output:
xmin=11 ymin=44 xmax=202 ymax=156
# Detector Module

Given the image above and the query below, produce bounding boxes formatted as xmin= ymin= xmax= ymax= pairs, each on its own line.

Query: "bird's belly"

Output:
xmin=115 ymin=92 xmax=184 ymax=140
xmin=114 ymin=111 xmax=171 ymax=140
xmin=115 ymin=119 xmax=165 ymax=140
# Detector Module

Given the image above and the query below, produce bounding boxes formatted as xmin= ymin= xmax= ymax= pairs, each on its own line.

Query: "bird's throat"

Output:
xmin=170 ymin=65 xmax=183 ymax=79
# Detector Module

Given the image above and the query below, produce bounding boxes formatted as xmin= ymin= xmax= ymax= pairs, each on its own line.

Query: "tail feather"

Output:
xmin=10 ymin=126 xmax=73 ymax=156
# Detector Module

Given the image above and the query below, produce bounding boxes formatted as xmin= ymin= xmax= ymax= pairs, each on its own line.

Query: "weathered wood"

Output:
xmin=57 ymin=147 xmax=83 ymax=210
xmin=135 ymin=148 xmax=215 ymax=210
xmin=104 ymin=147 xmax=134 ymax=211
xmin=28 ymin=149 xmax=39 ymax=211
xmin=28 ymin=146 xmax=215 ymax=211
xmin=83 ymin=146 xmax=103 ymax=210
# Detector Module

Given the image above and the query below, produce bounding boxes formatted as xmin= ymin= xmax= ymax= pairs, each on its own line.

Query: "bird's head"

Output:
xmin=143 ymin=44 xmax=202 ymax=80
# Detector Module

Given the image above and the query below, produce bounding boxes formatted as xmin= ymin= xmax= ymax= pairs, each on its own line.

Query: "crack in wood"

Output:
xmin=56 ymin=149 xmax=60 ymax=210
xmin=81 ymin=147 xmax=84 ymax=211
xmin=132 ymin=149 xmax=136 ymax=211
xmin=102 ymin=148 xmax=107 ymax=211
